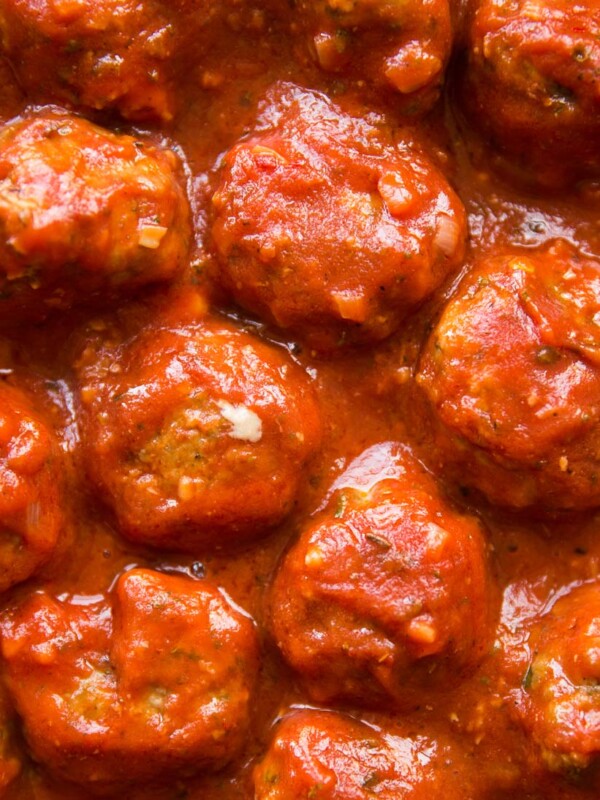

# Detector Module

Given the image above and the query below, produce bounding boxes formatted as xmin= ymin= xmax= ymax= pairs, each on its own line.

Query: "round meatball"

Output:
xmin=269 ymin=442 xmax=491 ymax=708
xmin=413 ymin=241 xmax=600 ymax=511
xmin=294 ymin=1 xmax=453 ymax=112
xmin=254 ymin=709 xmax=481 ymax=800
xmin=76 ymin=313 xmax=322 ymax=550
xmin=0 ymin=382 xmax=68 ymax=593
xmin=0 ymin=568 xmax=259 ymax=788
xmin=461 ymin=0 xmax=600 ymax=187
xmin=211 ymin=85 xmax=466 ymax=352
xmin=512 ymin=582 xmax=600 ymax=778
xmin=0 ymin=0 xmax=179 ymax=121
xmin=0 ymin=112 xmax=190 ymax=326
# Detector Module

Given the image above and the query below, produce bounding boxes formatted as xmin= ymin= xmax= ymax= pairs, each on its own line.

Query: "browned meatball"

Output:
xmin=0 ymin=568 xmax=259 ymax=789
xmin=76 ymin=310 xmax=322 ymax=550
xmin=413 ymin=241 xmax=600 ymax=511
xmin=269 ymin=442 xmax=492 ymax=708
xmin=0 ymin=382 xmax=69 ymax=593
xmin=0 ymin=0 xmax=178 ymax=120
xmin=254 ymin=709 xmax=482 ymax=799
xmin=293 ymin=0 xmax=453 ymax=113
xmin=212 ymin=85 xmax=466 ymax=352
xmin=511 ymin=582 xmax=600 ymax=781
xmin=461 ymin=0 xmax=600 ymax=187
xmin=0 ymin=112 xmax=190 ymax=326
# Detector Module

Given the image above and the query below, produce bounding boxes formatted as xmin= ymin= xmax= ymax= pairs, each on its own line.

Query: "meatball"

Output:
xmin=512 ymin=582 xmax=600 ymax=778
xmin=413 ymin=241 xmax=600 ymax=511
xmin=0 ymin=0 xmax=178 ymax=121
xmin=211 ymin=85 xmax=466 ymax=352
xmin=254 ymin=709 xmax=481 ymax=800
xmin=461 ymin=0 xmax=600 ymax=187
xmin=0 ymin=688 xmax=20 ymax=792
xmin=294 ymin=1 xmax=453 ymax=112
xmin=0 ymin=112 xmax=190 ymax=326
xmin=76 ymin=313 xmax=322 ymax=550
xmin=0 ymin=382 xmax=68 ymax=593
xmin=269 ymin=442 xmax=491 ymax=708
xmin=0 ymin=568 xmax=259 ymax=788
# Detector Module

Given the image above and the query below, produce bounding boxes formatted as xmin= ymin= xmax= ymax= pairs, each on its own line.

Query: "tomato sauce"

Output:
xmin=0 ymin=1 xmax=599 ymax=798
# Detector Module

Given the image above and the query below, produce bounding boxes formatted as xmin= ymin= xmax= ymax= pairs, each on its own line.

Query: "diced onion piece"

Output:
xmin=385 ymin=44 xmax=442 ymax=94
xmin=138 ymin=224 xmax=168 ymax=250
xmin=434 ymin=214 xmax=460 ymax=258
xmin=378 ymin=171 xmax=417 ymax=218
xmin=406 ymin=615 xmax=438 ymax=645
xmin=313 ymin=32 xmax=347 ymax=71
xmin=332 ymin=290 xmax=368 ymax=322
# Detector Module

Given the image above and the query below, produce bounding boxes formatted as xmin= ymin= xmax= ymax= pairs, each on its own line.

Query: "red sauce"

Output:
xmin=0 ymin=1 xmax=599 ymax=798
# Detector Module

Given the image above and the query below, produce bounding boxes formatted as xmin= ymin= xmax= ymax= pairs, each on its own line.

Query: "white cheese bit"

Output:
xmin=217 ymin=401 xmax=262 ymax=443
xmin=138 ymin=224 xmax=168 ymax=249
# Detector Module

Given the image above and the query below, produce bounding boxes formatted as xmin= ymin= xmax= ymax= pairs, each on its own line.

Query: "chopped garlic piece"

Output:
xmin=138 ymin=224 xmax=168 ymax=249
xmin=217 ymin=401 xmax=262 ymax=443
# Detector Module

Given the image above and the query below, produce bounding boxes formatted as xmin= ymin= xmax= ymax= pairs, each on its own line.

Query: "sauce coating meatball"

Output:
xmin=0 ymin=382 xmax=68 ymax=593
xmin=254 ymin=709 xmax=481 ymax=799
xmin=212 ymin=85 xmax=466 ymax=352
xmin=76 ymin=313 xmax=322 ymax=550
xmin=461 ymin=0 xmax=600 ymax=187
xmin=269 ymin=442 xmax=491 ymax=708
xmin=294 ymin=0 xmax=453 ymax=112
xmin=0 ymin=112 xmax=190 ymax=326
xmin=0 ymin=568 xmax=259 ymax=788
xmin=512 ymin=582 xmax=600 ymax=779
xmin=413 ymin=241 xmax=600 ymax=511
xmin=0 ymin=0 xmax=178 ymax=120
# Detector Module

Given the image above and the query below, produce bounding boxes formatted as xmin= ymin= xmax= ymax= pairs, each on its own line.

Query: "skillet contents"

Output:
xmin=0 ymin=0 xmax=599 ymax=798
